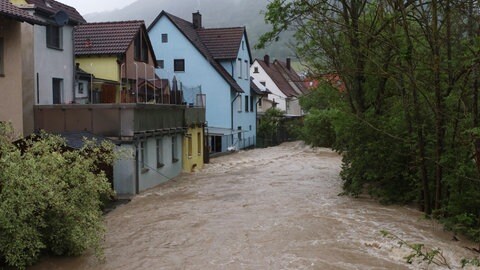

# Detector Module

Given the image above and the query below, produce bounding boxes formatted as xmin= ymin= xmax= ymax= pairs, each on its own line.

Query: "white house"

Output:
xmin=251 ymin=55 xmax=309 ymax=117
xmin=12 ymin=0 xmax=86 ymax=105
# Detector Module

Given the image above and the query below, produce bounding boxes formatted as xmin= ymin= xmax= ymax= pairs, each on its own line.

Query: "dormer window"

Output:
xmin=46 ymin=24 xmax=62 ymax=49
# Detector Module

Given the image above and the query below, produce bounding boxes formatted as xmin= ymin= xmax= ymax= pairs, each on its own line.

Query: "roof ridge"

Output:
xmin=196 ymin=26 xmax=245 ymax=31
xmin=79 ymin=20 xmax=145 ymax=25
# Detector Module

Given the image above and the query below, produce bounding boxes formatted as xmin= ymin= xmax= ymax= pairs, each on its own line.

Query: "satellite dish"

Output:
xmin=53 ymin=11 xmax=69 ymax=26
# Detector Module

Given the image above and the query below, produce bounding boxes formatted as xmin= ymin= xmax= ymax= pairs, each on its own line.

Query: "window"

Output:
xmin=242 ymin=41 xmax=245 ymax=50
xmin=171 ymin=136 xmax=178 ymax=162
xmin=250 ymin=96 xmax=254 ymax=112
xmin=46 ymin=24 xmax=62 ymax=49
xmin=258 ymin=98 xmax=262 ymax=107
xmin=78 ymin=82 xmax=84 ymax=94
xmin=245 ymin=95 xmax=248 ymax=111
xmin=244 ymin=60 xmax=249 ymax=80
xmin=140 ymin=141 xmax=147 ymax=171
xmin=260 ymin=81 xmax=266 ymax=86
xmin=238 ymin=126 xmax=242 ymax=140
xmin=134 ymin=32 xmax=148 ymax=62
xmin=238 ymin=95 xmax=242 ymax=112
xmin=157 ymin=60 xmax=164 ymax=69
xmin=253 ymin=67 xmax=259 ymax=74
xmin=187 ymin=135 xmax=192 ymax=158
xmin=0 ymin=38 xmax=4 ymax=75
xmin=237 ymin=58 xmax=242 ymax=78
xmin=197 ymin=132 xmax=202 ymax=156
xmin=156 ymin=139 xmax=164 ymax=168
xmin=174 ymin=59 xmax=185 ymax=72
xmin=161 ymin=33 xmax=168 ymax=43
xmin=249 ymin=125 xmax=252 ymax=131
xmin=52 ymin=78 xmax=63 ymax=104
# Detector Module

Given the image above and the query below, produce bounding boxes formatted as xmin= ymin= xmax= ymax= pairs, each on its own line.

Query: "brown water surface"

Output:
xmin=31 ymin=142 xmax=479 ymax=269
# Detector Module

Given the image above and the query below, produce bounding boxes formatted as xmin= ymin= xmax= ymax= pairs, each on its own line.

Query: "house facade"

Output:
xmin=0 ymin=1 xmax=43 ymax=138
xmin=10 ymin=0 xmax=86 ymax=106
xmin=251 ymin=55 xmax=309 ymax=117
xmin=74 ymin=21 xmax=164 ymax=104
xmin=148 ymin=11 xmax=259 ymax=154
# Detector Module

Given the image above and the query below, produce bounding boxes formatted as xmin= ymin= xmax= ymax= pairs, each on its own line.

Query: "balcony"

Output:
xmin=34 ymin=104 xmax=195 ymax=139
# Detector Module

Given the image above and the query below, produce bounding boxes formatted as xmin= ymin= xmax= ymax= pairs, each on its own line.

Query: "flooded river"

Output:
xmin=32 ymin=142 xmax=479 ymax=269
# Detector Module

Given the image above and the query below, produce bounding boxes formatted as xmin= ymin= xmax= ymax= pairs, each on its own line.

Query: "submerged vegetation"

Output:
xmin=0 ymin=123 xmax=115 ymax=269
xmin=258 ymin=0 xmax=480 ymax=242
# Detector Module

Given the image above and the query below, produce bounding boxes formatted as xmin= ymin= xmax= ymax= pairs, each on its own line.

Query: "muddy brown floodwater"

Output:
xmin=32 ymin=142 xmax=480 ymax=270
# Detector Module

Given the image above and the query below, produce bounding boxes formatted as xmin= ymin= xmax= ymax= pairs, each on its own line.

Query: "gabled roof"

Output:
xmin=25 ymin=0 xmax=85 ymax=24
xmin=250 ymin=77 xmax=270 ymax=96
xmin=197 ymin=27 xmax=250 ymax=60
xmin=74 ymin=21 xmax=156 ymax=61
xmin=274 ymin=60 xmax=309 ymax=95
xmin=0 ymin=0 xmax=43 ymax=24
xmin=148 ymin=11 xmax=244 ymax=93
xmin=256 ymin=58 xmax=308 ymax=97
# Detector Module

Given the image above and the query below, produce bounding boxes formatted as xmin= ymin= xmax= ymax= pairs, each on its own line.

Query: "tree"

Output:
xmin=258 ymin=0 xmax=480 ymax=240
xmin=0 ymin=123 xmax=115 ymax=269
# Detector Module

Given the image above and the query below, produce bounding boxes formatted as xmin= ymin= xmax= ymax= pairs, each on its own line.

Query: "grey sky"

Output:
xmin=57 ymin=0 xmax=137 ymax=15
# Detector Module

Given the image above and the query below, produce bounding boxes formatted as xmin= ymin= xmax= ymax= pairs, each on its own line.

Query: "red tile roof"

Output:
xmin=25 ymin=0 xmax=85 ymax=24
xmin=74 ymin=21 xmax=145 ymax=56
xmin=0 ymin=0 xmax=43 ymax=24
xmin=148 ymin=11 xmax=244 ymax=93
xmin=256 ymin=59 xmax=308 ymax=97
xmin=197 ymin=27 xmax=245 ymax=60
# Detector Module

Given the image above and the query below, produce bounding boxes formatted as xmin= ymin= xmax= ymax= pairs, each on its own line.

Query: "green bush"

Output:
xmin=0 ymin=124 xmax=115 ymax=269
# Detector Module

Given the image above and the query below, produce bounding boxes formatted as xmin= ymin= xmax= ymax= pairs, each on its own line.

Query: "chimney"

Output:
xmin=193 ymin=11 xmax=202 ymax=29
xmin=264 ymin=55 xmax=270 ymax=67
xmin=286 ymin=58 xmax=291 ymax=70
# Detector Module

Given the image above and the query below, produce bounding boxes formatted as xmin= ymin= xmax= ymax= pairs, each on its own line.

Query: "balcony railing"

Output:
xmin=34 ymin=104 xmax=205 ymax=139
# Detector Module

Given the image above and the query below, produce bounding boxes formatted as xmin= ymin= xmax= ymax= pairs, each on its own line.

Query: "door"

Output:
xmin=52 ymin=78 xmax=63 ymax=104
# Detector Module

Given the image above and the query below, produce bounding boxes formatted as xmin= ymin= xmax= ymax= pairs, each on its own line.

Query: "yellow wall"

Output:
xmin=183 ymin=126 xmax=204 ymax=172
xmin=76 ymin=57 xmax=119 ymax=82
xmin=10 ymin=0 xmax=28 ymax=5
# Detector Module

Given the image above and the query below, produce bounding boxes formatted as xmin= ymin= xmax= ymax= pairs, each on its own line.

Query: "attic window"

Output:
xmin=174 ymin=59 xmax=185 ymax=72
xmin=161 ymin=34 xmax=168 ymax=43
xmin=253 ymin=67 xmax=259 ymax=73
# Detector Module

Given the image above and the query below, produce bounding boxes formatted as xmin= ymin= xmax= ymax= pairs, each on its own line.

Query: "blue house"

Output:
xmin=148 ymin=11 xmax=259 ymax=154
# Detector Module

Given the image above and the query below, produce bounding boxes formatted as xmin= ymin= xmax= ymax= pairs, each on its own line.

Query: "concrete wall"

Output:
xmin=149 ymin=16 xmax=231 ymax=129
xmin=0 ymin=18 xmax=24 ymax=136
xmin=113 ymin=144 xmax=136 ymax=195
xmin=138 ymin=134 xmax=183 ymax=192
xmin=183 ymin=126 xmax=204 ymax=172
xmin=34 ymin=24 xmax=75 ymax=105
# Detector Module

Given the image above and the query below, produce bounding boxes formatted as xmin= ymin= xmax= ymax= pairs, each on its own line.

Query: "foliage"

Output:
xmin=0 ymin=124 xmax=115 ymax=269
xmin=258 ymin=0 xmax=480 ymax=241
xmin=257 ymin=108 xmax=285 ymax=147
xmin=381 ymin=230 xmax=451 ymax=268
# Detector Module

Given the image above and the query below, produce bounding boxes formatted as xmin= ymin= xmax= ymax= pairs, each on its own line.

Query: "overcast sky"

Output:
xmin=58 ymin=0 xmax=137 ymax=15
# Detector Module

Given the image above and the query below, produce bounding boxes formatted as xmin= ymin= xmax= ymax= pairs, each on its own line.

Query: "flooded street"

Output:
xmin=33 ymin=142 xmax=479 ymax=269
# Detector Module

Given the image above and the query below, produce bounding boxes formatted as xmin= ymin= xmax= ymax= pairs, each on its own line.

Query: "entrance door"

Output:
xmin=52 ymin=78 xmax=63 ymax=104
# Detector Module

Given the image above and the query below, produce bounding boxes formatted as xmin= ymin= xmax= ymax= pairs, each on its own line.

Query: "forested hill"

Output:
xmin=84 ymin=0 xmax=295 ymax=60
